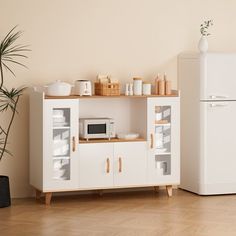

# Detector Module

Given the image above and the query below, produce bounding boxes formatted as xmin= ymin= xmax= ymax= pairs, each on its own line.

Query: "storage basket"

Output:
xmin=94 ymin=82 xmax=120 ymax=96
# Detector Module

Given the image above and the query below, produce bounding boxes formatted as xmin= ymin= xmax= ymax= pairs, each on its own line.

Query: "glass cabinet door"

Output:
xmin=52 ymin=108 xmax=71 ymax=181
xmin=154 ymin=105 xmax=172 ymax=176
xmin=44 ymin=100 xmax=79 ymax=190
xmin=147 ymin=97 xmax=180 ymax=184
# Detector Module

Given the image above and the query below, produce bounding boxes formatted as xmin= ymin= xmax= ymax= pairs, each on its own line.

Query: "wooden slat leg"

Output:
xmin=154 ymin=186 xmax=159 ymax=193
xmin=166 ymin=185 xmax=172 ymax=197
xmin=45 ymin=192 xmax=52 ymax=205
xmin=35 ymin=189 xmax=42 ymax=200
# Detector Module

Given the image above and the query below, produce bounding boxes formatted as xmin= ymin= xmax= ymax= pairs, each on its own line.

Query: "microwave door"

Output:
xmin=87 ymin=123 xmax=106 ymax=136
xmin=85 ymin=120 xmax=110 ymax=140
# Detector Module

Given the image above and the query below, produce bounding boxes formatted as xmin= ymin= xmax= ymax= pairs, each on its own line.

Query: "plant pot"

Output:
xmin=198 ymin=36 xmax=208 ymax=53
xmin=0 ymin=176 xmax=11 ymax=208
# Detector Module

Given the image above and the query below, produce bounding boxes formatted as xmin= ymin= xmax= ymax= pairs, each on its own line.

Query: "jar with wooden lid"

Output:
xmin=133 ymin=78 xmax=142 ymax=95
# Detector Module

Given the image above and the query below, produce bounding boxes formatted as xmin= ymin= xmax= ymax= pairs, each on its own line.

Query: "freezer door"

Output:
xmin=200 ymin=53 xmax=236 ymax=101
xmin=201 ymin=101 xmax=236 ymax=193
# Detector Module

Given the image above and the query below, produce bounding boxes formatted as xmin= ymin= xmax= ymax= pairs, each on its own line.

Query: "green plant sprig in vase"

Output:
xmin=198 ymin=19 xmax=213 ymax=53
xmin=200 ymin=20 xmax=213 ymax=36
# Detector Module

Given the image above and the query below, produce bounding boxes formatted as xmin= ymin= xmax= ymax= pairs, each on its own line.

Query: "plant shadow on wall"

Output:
xmin=0 ymin=26 xmax=30 ymax=207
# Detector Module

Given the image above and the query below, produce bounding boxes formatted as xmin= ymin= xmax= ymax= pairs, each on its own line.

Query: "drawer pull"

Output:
xmin=106 ymin=158 xmax=110 ymax=173
xmin=119 ymin=157 xmax=122 ymax=172
xmin=72 ymin=136 xmax=76 ymax=152
xmin=150 ymin=133 xmax=154 ymax=149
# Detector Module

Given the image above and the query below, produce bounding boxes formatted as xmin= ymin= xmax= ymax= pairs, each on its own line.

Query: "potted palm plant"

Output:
xmin=0 ymin=26 xmax=29 ymax=207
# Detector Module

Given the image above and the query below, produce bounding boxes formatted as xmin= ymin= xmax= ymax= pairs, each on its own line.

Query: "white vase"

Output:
xmin=198 ymin=36 xmax=208 ymax=53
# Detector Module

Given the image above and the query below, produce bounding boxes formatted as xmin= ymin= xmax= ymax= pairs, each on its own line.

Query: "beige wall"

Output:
xmin=1 ymin=0 xmax=236 ymax=197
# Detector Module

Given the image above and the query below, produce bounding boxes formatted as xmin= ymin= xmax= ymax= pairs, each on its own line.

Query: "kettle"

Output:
xmin=74 ymin=80 xmax=92 ymax=96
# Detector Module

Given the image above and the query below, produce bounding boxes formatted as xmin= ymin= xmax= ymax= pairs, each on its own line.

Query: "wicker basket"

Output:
xmin=94 ymin=82 xmax=120 ymax=96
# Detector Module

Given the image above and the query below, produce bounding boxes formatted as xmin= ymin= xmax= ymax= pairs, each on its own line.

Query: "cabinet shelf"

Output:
xmin=79 ymin=137 xmax=146 ymax=144
xmin=53 ymin=156 xmax=70 ymax=160
xmin=53 ymin=126 xmax=70 ymax=129
xmin=155 ymin=123 xmax=171 ymax=127
xmin=155 ymin=152 xmax=171 ymax=155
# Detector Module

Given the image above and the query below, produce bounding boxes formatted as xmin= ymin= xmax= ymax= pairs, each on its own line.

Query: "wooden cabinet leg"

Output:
xmin=35 ymin=189 xmax=42 ymax=200
xmin=166 ymin=185 xmax=172 ymax=197
xmin=94 ymin=190 xmax=103 ymax=196
xmin=154 ymin=186 xmax=159 ymax=193
xmin=45 ymin=192 xmax=52 ymax=205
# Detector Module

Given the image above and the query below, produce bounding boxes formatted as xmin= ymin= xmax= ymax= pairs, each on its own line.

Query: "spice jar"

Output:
xmin=133 ymin=78 xmax=142 ymax=95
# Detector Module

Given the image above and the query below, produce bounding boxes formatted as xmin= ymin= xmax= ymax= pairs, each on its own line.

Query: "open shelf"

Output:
xmin=79 ymin=137 xmax=146 ymax=144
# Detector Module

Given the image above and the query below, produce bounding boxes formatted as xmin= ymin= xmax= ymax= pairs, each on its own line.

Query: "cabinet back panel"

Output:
xmin=79 ymin=98 xmax=146 ymax=136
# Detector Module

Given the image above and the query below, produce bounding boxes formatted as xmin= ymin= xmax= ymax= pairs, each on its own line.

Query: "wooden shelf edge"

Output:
xmin=45 ymin=90 xmax=180 ymax=99
xmin=79 ymin=137 xmax=146 ymax=144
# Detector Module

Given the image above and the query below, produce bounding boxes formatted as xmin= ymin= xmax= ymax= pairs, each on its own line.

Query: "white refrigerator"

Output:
xmin=178 ymin=52 xmax=236 ymax=195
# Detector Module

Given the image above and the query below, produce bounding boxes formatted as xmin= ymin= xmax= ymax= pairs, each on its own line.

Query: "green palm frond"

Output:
xmin=0 ymin=87 xmax=25 ymax=112
xmin=0 ymin=138 xmax=12 ymax=156
xmin=0 ymin=26 xmax=30 ymax=78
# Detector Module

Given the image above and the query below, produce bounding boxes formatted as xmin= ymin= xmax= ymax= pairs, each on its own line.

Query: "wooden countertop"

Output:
xmin=45 ymin=91 xmax=179 ymax=99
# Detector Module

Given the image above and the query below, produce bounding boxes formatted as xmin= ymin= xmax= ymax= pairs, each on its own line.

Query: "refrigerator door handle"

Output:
xmin=209 ymin=102 xmax=229 ymax=107
xmin=209 ymin=95 xmax=229 ymax=99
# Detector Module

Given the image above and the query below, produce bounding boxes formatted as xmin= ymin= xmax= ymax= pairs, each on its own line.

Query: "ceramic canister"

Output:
xmin=133 ymin=78 xmax=142 ymax=95
xmin=142 ymin=82 xmax=151 ymax=95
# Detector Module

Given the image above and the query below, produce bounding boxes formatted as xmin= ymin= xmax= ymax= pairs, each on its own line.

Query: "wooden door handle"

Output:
xmin=72 ymin=136 xmax=76 ymax=152
xmin=118 ymin=158 xmax=122 ymax=172
xmin=106 ymin=158 xmax=110 ymax=173
xmin=150 ymin=133 xmax=154 ymax=149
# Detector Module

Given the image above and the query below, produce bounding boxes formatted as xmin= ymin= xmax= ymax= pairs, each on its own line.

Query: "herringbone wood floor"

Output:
xmin=1 ymin=189 xmax=236 ymax=236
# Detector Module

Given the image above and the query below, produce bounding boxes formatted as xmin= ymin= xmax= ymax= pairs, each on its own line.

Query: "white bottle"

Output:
xmin=129 ymin=83 xmax=133 ymax=95
xmin=125 ymin=83 xmax=130 ymax=96
xmin=133 ymin=78 xmax=142 ymax=95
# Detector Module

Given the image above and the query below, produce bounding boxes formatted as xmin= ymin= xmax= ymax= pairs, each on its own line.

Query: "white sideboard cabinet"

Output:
xmin=30 ymin=88 xmax=180 ymax=204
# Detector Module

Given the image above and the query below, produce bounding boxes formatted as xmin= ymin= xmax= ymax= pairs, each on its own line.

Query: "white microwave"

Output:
xmin=79 ymin=118 xmax=115 ymax=140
